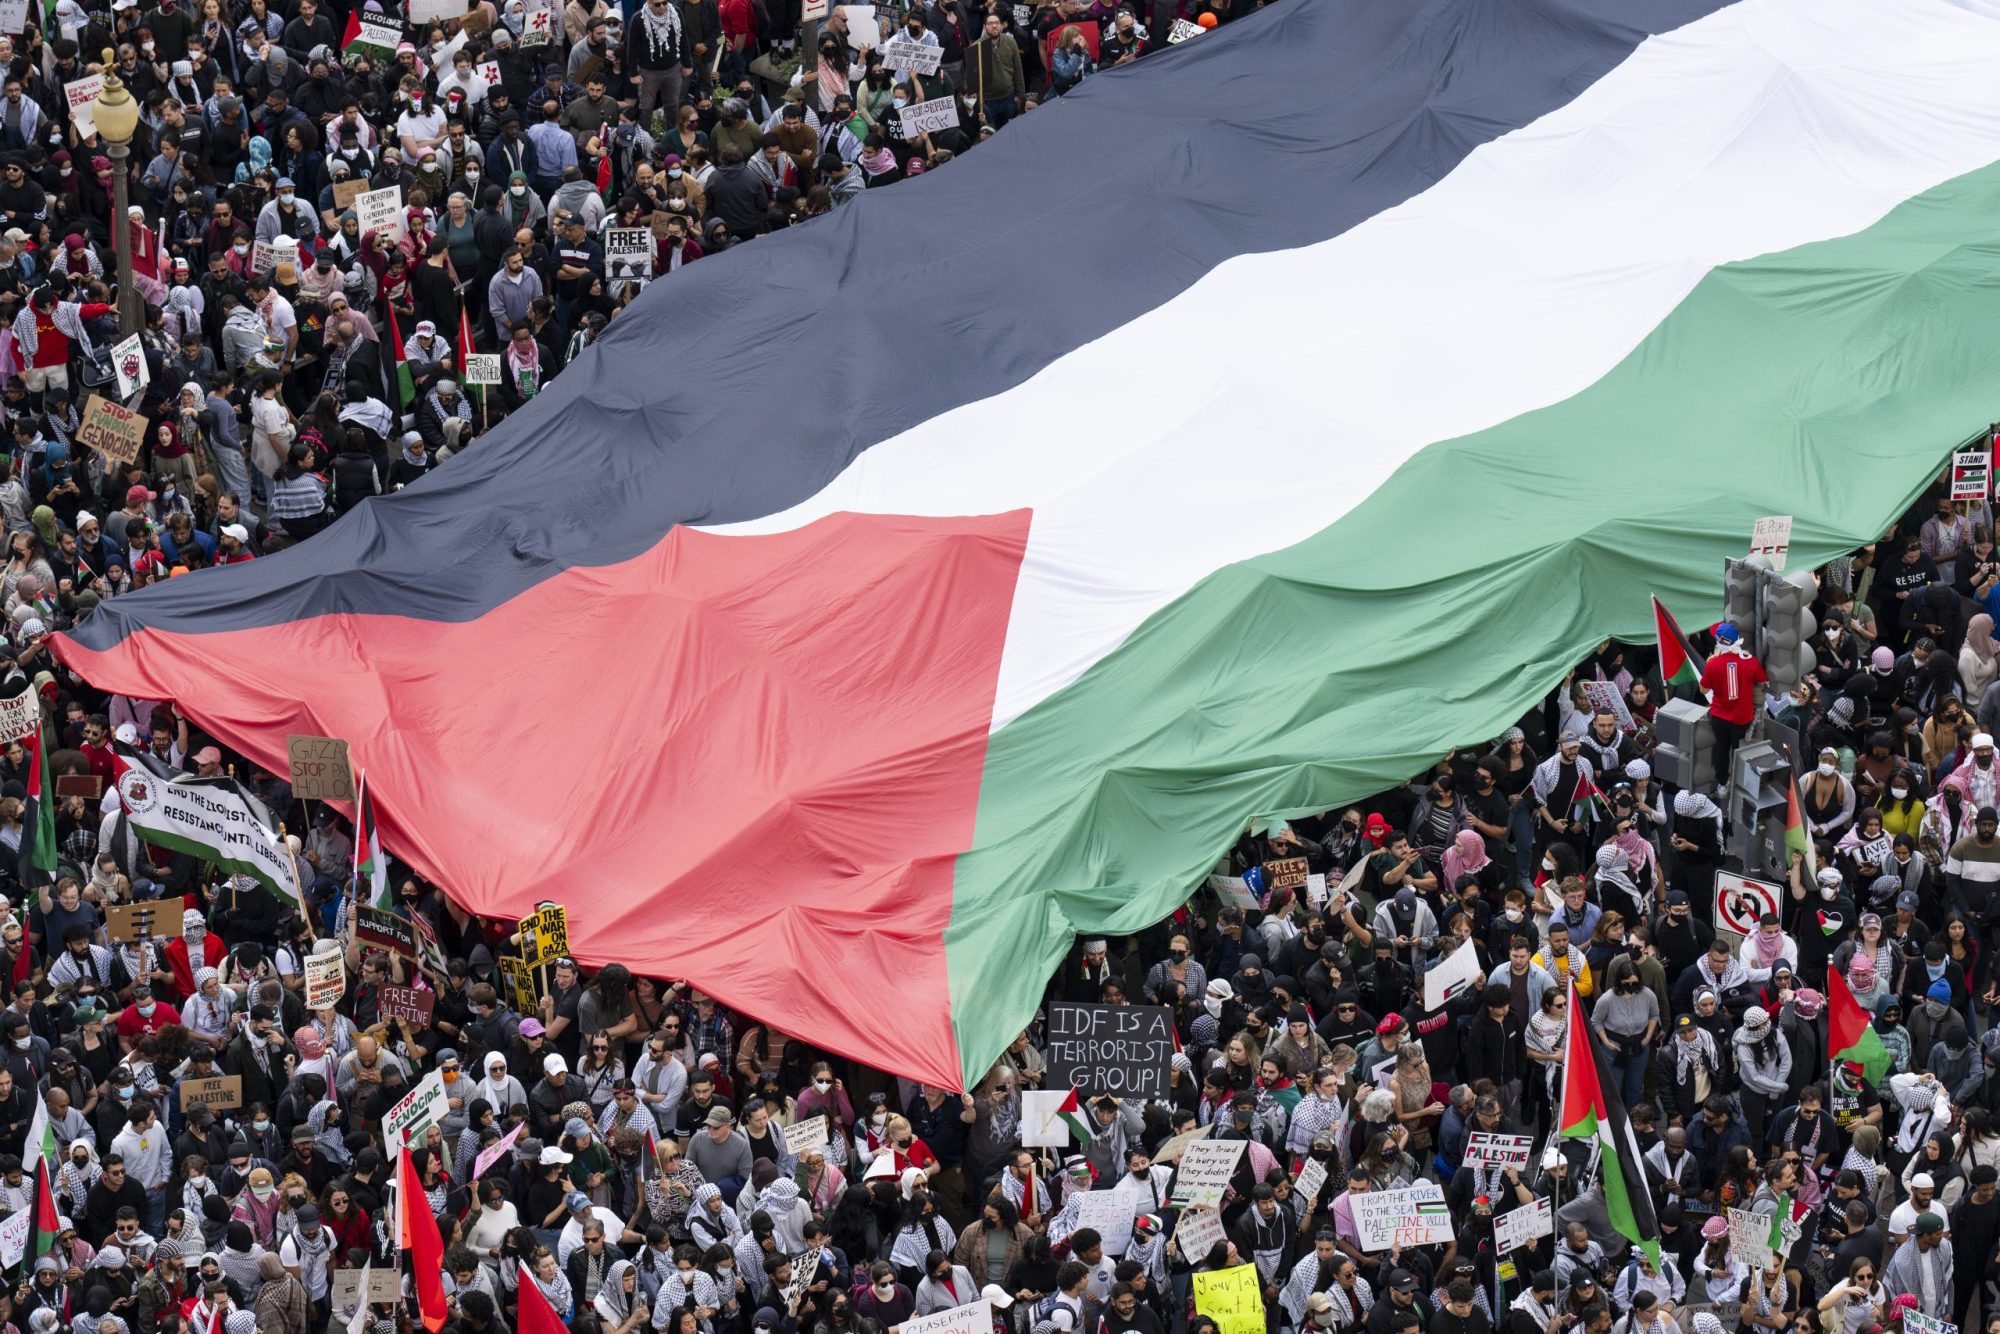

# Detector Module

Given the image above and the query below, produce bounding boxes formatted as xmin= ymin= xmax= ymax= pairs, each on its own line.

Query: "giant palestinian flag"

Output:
xmin=49 ymin=0 xmax=2000 ymax=1088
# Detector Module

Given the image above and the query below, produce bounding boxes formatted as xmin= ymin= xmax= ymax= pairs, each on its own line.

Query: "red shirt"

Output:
xmin=28 ymin=302 xmax=112 ymax=369
xmin=1699 ymin=649 xmax=1767 ymax=725
xmin=114 ymin=997 xmax=183 ymax=1041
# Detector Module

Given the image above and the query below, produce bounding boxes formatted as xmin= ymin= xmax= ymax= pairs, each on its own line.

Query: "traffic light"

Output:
xmin=1653 ymin=698 xmax=1716 ymax=791
xmin=1760 ymin=568 xmax=1819 ymax=689
xmin=1722 ymin=558 xmax=1762 ymax=649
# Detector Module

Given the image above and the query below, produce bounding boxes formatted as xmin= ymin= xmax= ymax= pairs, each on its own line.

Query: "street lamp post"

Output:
xmin=90 ymin=49 xmax=142 ymax=338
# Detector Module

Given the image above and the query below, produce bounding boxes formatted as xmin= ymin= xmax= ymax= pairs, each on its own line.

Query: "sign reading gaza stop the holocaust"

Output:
xmin=1044 ymin=1003 xmax=1174 ymax=1098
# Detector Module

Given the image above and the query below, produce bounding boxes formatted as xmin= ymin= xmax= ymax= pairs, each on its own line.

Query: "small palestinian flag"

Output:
xmin=1785 ymin=773 xmax=1816 ymax=878
xmin=25 ymin=1152 xmax=59 ymax=1269
xmin=1056 ymin=1088 xmax=1092 ymax=1144
xmin=386 ymin=304 xmax=416 ymax=410
xmin=353 ymin=769 xmax=390 ymax=910
xmin=1557 ymin=978 xmax=1660 ymax=1265
xmin=1653 ymin=595 xmax=1706 ymax=697
xmin=1764 ymin=1192 xmax=1808 ymax=1255
xmin=1573 ymin=767 xmax=1607 ymax=823
xmin=16 ymin=707 xmax=53 ymax=890
xmin=1828 ymin=963 xmax=1890 ymax=1084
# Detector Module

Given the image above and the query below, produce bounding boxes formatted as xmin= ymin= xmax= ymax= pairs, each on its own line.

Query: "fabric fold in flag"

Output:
xmin=1557 ymin=979 xmax=1660 ymax=1265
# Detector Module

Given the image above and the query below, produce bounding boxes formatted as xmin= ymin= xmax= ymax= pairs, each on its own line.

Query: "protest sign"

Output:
xmin=1493 ymin=1196 xmax=1552 ymax=1254
xmin=384 ymin=1069 xmax=448 ymax=1145
xmin=1852 ymin=833 xmax=1893 ymax=870
xmin=801 ymin=0 xmax=828 ymax=18
xmin=1578 ymin=678 xmax=1635 ymax=733
xmin=1953 ymin=453 xmax=1990 ymax=502
xmin=1154 ymin=1121 xmax=1210 ymax=1162
xmin=409 ymin=0 xmax=468 ymax=20
xmin=783 ymin=1115 xmax=830 ymax=1157
xmin=412 ymin=912 xmax=450 ymax=978
xmin=465 ymin=353 xmax=502 ymax=386
xmin=897 ymin=95 xmax=956 ymax=136
xmin=1073 ymin=1190 xmax=1133 ymax=1256
xmin=1749 ymin=514 xmax=1793 ymax=571
xmin=1011 ymin=2 xmax=1030 ymax=23
xmin=131 ymin=782 xmax=226 ymax=897
xmin=355 ymin=905 xmax=416 ymax=957
xmin=840 ymin=4 xmax=880 ymax=46
xmin=250 ymin=240 xmax=279 ymax=279
xmin=779 ymin=1249 xmax=822 ymax=1316
xmin=899 ymin=1301 xmax=991 ymax=1334
xmin=1905 ymin=1315 xmax=1957 ymax=1334
xmin=105 ymin=901 xmax=170 ymax=943
xmin=472 ymin=1122 xmax=525 ymax=1181
xmin=1462 ymin=1132 xmax=1534 ymax=1171
xmin=1422 ymin=942 xmax=1483 ymax=1010
xmin=475 ymin=59 xmax=500 ymax=87
xmin=1167 ymin=16 xmax=1201 ymax=41
xmin=0 ymin=689 xmax=36 ymax=745
xmin=499 ymin=955 xmax=538 ymax=1012
xmin=1727 ymin=1208 xmax=1773 ymax=1267
xmin=111 ymin=332 xmax=148 ymax=401
xmin=77 ymin=394 xmax=145 ymax=463
xmin=1351 ymin=1184 xmax=1455 ymax=1251
xmin=1020 ymin=1089 xmax=1070 ymax=1147
xmin=345 ymin=13 xmax=403 ymax=57
xmin=305 ymin=949 xmax=346 ymax=1010
xmin=355 ymin=185 xmax=405 ymax=242
xmin=332 ymin=1267 xmax=405 ymax=1308
xmin=520 ymin=0 xmax=557 ymax=44
xmin=1294 ymin=1157 xmax=1328 ymax=1210
xmin=0 ymin=1206 xmax=26 ymax=1268
xmin=55 ymin=774 xmax=102 ymax=799
xmin=64 ymin=75 xmax=102 ymax=138
xmin=0 ymin=0 xmax=28 ymax=34
xmin=1262 ymin=856 xmax=1309 ymax=890
xmin=287 ymin=736 xmax=356 ymax=801
xmin=1044 ymin=1003 xmax=1174 ymax=1097
xmin=1206 ymin=872 xmax=1260 ymax=911
xmin=332 ymin=178 xmax=370 ymax=210
xmin=1192 ymin=1265 xmax=1263 ymax=1334
xmin=178 ymin=1074 xmax=243 ymax=1111
xmin=1714 ymin=871 xmax=1782 ymax=937
xmin=1170 ymin=1138 xmax=1246 ymax=1206
xmin=378 ymin=984 xmax=435 ymax=1026
xmin=518 ymin=904 xmax=569 ymax=966
xmin=1174 ymin=1206 xmax=1225 ymax=1262
xmin=605 ymin=227 xmax=653 ymax=286
xmin=1305 ymin=872 xmax=1328 ymax=908
xmin=882 ymin=33 xmax=943 ymax=72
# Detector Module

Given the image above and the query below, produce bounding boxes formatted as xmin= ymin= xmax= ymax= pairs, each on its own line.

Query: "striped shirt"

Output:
xmin=268 ymin=472 xmax=328 ymax=521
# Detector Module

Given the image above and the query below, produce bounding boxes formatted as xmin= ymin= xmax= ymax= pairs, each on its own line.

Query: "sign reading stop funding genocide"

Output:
xmin=1043 ymin=1003 xmax=1174 ymax=1097
xmin=1351 ymin=1184 xmax=1455 ymax=1251
xmin=77 ymin=394 xmax=146 ymax=463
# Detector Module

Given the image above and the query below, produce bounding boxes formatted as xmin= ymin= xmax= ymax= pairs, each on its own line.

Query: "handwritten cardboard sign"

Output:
xmin=76 ymin=394 xmax=145 ymax=463
xmin=1261 ymin=856 xmax=1309 ymax=890
xmin=105 ymin=901 xmax=170 ymax=943
xmin=1351 ymin=1184 xmax=1455 ymax=1251
xmin=286 ymin=735 xmax=354 ymax=801
xmin=896 ymin=95 xmax=955 ymax=136
xmin=178 ymin=1074 xmax=243 ymax=1111
xmin=332 ymin=178 xmax=369 ymax=209
xmin=0 ymin=689 xmax=37 ymax=744
xmin=783 ymin=1115 xmax=830 ymax=1157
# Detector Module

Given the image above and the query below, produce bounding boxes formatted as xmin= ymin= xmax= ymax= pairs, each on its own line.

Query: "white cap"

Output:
xmin=1977 ymin=733 xmax=1995 ymax=750
xmin=544 ymin=1053 xmax=567 ymax=1075
xmin=1913 ymin=1172 xmax=1936 ymax=1190
xmin=220 ymin=523 xmax=249 ymax=543
xmin=539 ymin=1146 xmax=572 ymax=1165
xmin=981 ymin=1286 xmax=1015 ymax=1311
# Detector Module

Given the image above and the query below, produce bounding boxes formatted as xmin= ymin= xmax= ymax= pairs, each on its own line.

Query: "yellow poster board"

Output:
xmin=1192 ymin=1264 xmax=1264 ymax=1334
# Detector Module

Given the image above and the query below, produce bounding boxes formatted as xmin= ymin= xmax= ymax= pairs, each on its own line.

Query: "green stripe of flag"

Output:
xmin=943 ymin=158 xmax=2000 ymax=1085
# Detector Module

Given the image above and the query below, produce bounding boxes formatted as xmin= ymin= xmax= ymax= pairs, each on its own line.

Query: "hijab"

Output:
xmin=1441 ymin=829 xmax=1488 ymax=888
xmin=1971 ymin=613 xmax=1997 ymax=665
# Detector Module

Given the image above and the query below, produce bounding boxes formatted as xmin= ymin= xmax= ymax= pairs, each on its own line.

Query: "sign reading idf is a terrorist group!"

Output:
xmin=1043 ymin=1002 xmax=1174 ymax=1097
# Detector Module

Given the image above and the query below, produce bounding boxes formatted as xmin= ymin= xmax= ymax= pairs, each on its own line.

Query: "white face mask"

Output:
xmin=1818 ymin=763 xmax=1836 ymax=777
xmin=813 ymin=1080 xmax=831 ymax=1092
xmin=1891 ymin=786 xmax=1909 ymax=799
xmin=1503 ymin=908 xmax=1523 ymax=922
xmin=510 ymin=184 xmax=527 ymax=197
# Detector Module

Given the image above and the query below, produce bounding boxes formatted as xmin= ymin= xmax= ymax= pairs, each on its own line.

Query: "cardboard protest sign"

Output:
xmin=1727 ymin=1208 xmax=1773 ymax=1267
xmin=1749 ymin=514 xmax=1793 ymax=571
xmin=286 ymin=735 xmax=355 ymax=801
xmin=881 ymin=33 xmax=943 ymax=72
xmin=105 ymin=901 xmax=170 ymax=942
xmin=0 ymin=690 xmax=37 ymax=745
xmin=1192 ymin=1265 xmax=1263 ymax=1334
xmin=64 ymin=75 xmax=102 ymax=138
xmin=898 ymin=1301 xmax=991 ymax=1334
xmin=783 ymin=1115 xmax=830 ymax=1157
xmin=472 ymin=1122 xmax=525 ymax=1181
xmin=332 ymin=178 xmax=370 ymax=209
xmin=518 ymin=904 xmax=569 ymax=966
xmin=178 ymin=1074 xmax=243 ymax=1111
xmin=897 ymin=95 xmax=956 ymax=136
xmin=304 ymin=949 xmax=346 ymax=1010
xmin=1493 ymin=1195 xmax=1552 ymax=1254
xmin=1170 ymin=1138 xmax=1246 ymax=1206
xmin=331 ymin=1267 xmax=405 ymax=1308
xmin=384 ymin=1069 xmax=448 ymax=1145
xmin=1167 ymin=16 xmax=1200 ymax=41
xmin=76 ymin=394 xmax=146 ymax=463
xmin=1043 ymin=1003 xmax=1174 ymax=1097
xmin=1073 ymin=1190 xmax=1133 ymax=1256
xmin=54 ymin=774 xmax=102 ymax=799
xmin=1261 ymin=856 xmax=1309 ymax=890
xmin=1154 ymin=1121 xmax=1211 ymax=1163
xmin=1422 ymin=942 xmax=1483 ymax=1010
xmin=1351 ymin=1185 xmax=1455 ymax=1251
xmin=354 ymin=185 xmax=406 ymax=242
xmin=378 ymin=984 xmax=435 ymax=1026
xmin=1020 ymin=1089 xmax=1071 ymax=1147
xmin=355 ymin=905 xmax=416 ymax=956
xmin=1174 ymin=1205 xmax=1225 ymax=1262
xmin=465 ymin=353 xmax=502 ymax=386
xmin=1462 ymin=1132 xmax=1534 ymax=1170
xmin=0 ymin=0 xmax=29 ymax=35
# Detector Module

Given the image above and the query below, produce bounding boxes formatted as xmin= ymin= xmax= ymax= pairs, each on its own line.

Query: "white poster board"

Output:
xmin=64 ymin=74 xmax=102 ymax=138
xmin=409 ymin=0 xmax=470 ymax=21
xmin=782 ymin=1116 xmax=830 ymax=1157
xmin=1422 ymin=943 xmax=1482 ymax=1010
xmin=354 ymin=185 xmax=406 ymax=242
xmin=464 ymin=353 xmax=502 ymax=386
xmin=1493 ymin=1196 xmax=1552 ymax=1255
xmin=1021 ymin=1089 xmax=1071 ymax=1148
xmin=1714 ymin=871 xmax=1782 ymax=938
xmin=1462 ymin=1133 xmax=1534 ymax=1171
xmin=1294 ymin=1157 xmax=1328 ymax=1211
xmin=1174 ymin=1205 xmax=1225 ymax=1261
xmin=900 ymin=1301 xmax=992 ymax=1334
xmin=1727 ymin=1207 xmax=1772 ymax=1267
xmin=840 ymin=4 xmax=880 ymax=47
xmin=1072 ymin=1189 xmax=1133 ymax=1257
xmin=881 ymin=34 xmax=943 ymax=72
xmin=1167 ymin=16 xmax=1201 ymax=41
xmin=1351 ymin=1184 xmax=1454 ymax=1252
xmin=0 ymin=0 xmax=28 ymax=35
xmin=1169 ymin=1138 xmax=1246 ymax=1206
xmin=897 ymin=95 xmax=956 ymax=137
xmin=604 ymin=227 xmax=653 ymax=286
xmin=0 ymin=690 xmax=37 ymax=744
xmin=1578 ymin=678 xmax=1636 ymax=734
xmin=1750 ymin=515 xmax=1793 ymax=571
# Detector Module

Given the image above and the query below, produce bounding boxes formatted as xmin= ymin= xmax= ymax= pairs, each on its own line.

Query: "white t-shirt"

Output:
xmin=396 ymin=106 xmax=447 ymax=150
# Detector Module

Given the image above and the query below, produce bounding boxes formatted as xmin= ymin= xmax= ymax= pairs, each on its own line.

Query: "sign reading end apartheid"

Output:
xmin=1043 ymin=1002 xmax=1174 ymax=1098
xmin=286 ymin=734 xmax=355 ymax=801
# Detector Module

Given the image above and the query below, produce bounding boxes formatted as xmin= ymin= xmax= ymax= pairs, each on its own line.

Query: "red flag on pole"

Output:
xmin=516 ymin=1260 xmax=571 ymax=1333
xmin=397 ymin=1146 xmax=449 ymax=1332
